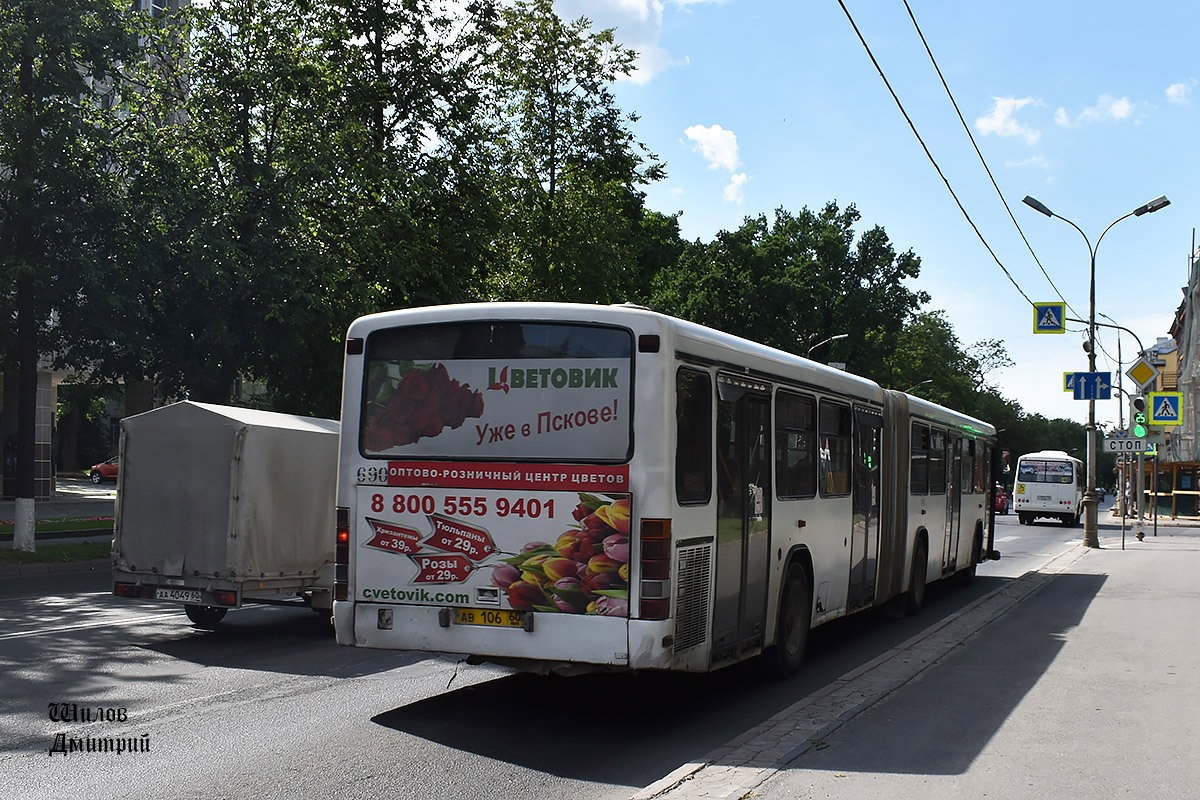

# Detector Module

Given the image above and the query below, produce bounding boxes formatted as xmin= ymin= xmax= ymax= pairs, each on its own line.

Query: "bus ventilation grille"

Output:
xmin=673 ymin=543 xmax=712 ymax=653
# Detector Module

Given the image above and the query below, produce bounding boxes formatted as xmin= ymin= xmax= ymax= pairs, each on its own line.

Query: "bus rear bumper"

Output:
xmin=348 ymin=602 xmax=635 ymax=668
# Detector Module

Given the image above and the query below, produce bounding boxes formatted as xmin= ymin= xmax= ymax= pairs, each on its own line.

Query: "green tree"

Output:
xmin=486 ymin=0 xmax=666 ymax=302
xmin=652 ymin=203 xmax=927 ymax=375
xmin=0 ymin=0 xmax=142 ymax=548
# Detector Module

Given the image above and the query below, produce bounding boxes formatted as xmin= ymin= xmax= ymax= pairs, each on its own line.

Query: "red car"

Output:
xmin=994 ymin=485 xmax=1009 ymax=515
xmin=89 ymin=456 xmax=119 ymax=484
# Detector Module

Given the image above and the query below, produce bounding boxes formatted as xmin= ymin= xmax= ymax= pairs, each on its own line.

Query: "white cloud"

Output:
xmin=1006 ymin=156 xmax=1049 ymax=169
xmin=723 ymin=173 xmax=748 ymax=204
xmin=975 ymin=97 xmax=1042 ymax=145
xmin=685 ymin=123 xmax=741 ymax=171
xmin=554 ymin=0 xmax=688 ymax=84
xmin=685 ymin=124 xmax=747 ymax=204
xmin=1054 ymin=94 xmax=1135 ymax=126
xmin=1167 ymin=80 xmax=1196 ymax=104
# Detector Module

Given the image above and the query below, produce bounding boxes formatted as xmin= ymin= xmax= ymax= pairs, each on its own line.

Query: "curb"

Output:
xmin=0 ymin=558 xmax=111 ymax=578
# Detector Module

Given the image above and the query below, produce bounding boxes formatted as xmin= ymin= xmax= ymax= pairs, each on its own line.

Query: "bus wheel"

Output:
xmin=185 ymin=605 xmax=227 ymax=629
xmin=959 ymin=533 xmax=982 ymax=585
xmin=906 ymin=540 xmax=928 ymax=616
xmin=1018 ymin=512 xmax=1030 ymax=526
xmin=768 ymin=564 xmax=812 ymax=679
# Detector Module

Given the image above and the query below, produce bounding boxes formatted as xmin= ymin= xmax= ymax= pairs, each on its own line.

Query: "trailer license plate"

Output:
xmin=454 ymin=608 xmax=524 ymax=628
xmin=155 ymin=588 xmax=202 ymax=604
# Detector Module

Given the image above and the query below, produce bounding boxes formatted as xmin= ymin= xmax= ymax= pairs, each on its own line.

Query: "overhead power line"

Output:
xmin=835 ymin=0 xmax=1067 ymax=316
xmin=899 ymin=0 xmax=1082 ymax=323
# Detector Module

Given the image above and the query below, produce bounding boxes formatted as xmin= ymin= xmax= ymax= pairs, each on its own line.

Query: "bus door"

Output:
xmin=847 ymin=406 xmax=882 ymax=611
xmin=711 ymin=376 xmax=771 ymax=665
xmin=943 ymin=436 xmax=963 ymax=573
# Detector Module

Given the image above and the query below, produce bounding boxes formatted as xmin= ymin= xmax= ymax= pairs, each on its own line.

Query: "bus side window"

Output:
xmin=818 ymin=400 xmax=852 ymax=497
xmin=928 ymin=429 xmax=947 ymax=495
xmin=776 ymin=391 xmax=816 ymax=499
xmin=676 ymin=369 xmax=712 ymax=504
xmin=910 ymin=423 xmax=929 ymax=495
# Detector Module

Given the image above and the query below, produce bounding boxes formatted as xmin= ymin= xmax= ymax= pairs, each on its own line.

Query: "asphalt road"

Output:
xmin=0 ymin=516 xmax=1079 ymax=800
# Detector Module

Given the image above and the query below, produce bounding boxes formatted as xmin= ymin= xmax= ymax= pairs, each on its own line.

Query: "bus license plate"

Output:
xmin=155 ymin=588 xmax=202 ymax=604
xmin=1037 ymin=495 xmax=1052 ymax=501
xmin=454 ymin=608 xmax=524 ymax=628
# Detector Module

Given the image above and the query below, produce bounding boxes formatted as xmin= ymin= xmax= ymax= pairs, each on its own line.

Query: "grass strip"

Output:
xmin=0 ymin=517 xmax=114 ymax=534
xmin=0 ymin=541 xmax=112 ymax=566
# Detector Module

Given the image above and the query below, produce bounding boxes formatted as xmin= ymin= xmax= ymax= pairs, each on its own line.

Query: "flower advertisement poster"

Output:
xmin=356 ymin=482 xmax=632 ymax=617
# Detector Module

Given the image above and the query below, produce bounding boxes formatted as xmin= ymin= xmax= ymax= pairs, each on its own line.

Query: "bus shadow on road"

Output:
xmin=777 ymin=571 xmax=1106 ymax=777
xmin=369 ymin=573 xmax=1063 ymax=786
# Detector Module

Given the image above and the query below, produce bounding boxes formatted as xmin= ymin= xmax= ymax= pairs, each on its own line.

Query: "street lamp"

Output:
xmin=903 ymin=379 xmax=934 ymax=394
xmin=1022 ymin=193 xmax=1170 ymax=548
xmin=807 ymin=333 xmax=848 ymax=359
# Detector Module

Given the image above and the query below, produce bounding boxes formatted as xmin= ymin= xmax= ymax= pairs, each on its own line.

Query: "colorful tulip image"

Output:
xmin=494 ymin=492 xmax=632 ymax=616
xmin=507 ymin=580 xmax=549 ymax=611
xmin=603 ymin=532 xmax=629 ymax=563
xmin=490 ymin=563 xmax=521 ymax=588
xmin=594 ymin=498 xmax=630 ymax=535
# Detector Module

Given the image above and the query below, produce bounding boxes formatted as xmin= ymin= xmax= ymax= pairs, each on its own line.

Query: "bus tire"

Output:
xmin=959 ymin=532 xmax=982 ymax=585
xmin=185 ymin=605 xmax=227 ymax=629
xmin=1018 ymin=512 xmax=1030 ymax=526
xmin=906 ymin=540 xmax=928 ymax=616
xmin=768 ymin=564 xmax=812 ymax=679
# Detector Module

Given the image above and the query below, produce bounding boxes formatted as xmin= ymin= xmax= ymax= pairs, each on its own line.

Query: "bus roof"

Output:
xmin=347 ymin=302 xmax=996 ymax=438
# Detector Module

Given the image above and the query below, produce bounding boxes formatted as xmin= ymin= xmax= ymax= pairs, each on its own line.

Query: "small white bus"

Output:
xmin=332 ymin=303 xmax=999 ymax=676
xmin=1013 ymin=450 xmax=1084 ymax=526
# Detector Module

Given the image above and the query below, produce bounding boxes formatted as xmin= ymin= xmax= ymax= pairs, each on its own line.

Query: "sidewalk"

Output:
xmin=635 ymin=518 xmax=1200 ymax=800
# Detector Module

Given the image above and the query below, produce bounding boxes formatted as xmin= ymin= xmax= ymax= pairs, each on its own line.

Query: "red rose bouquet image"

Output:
xmin=363 ymin=361 xmax=484 ymax=451
xmin=490 ymin=493 xmax=631 ymax=616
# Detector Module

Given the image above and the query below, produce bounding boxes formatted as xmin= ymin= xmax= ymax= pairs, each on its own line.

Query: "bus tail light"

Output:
xmin=334 ymin=506 xmax=350 ymax=602
xmin=639 ymin=519 xmax=671 ymax=620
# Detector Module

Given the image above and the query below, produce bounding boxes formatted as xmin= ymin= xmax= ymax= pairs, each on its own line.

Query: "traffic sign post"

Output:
xmin=1033 ymin=303 xmax=1066 ymax=334
xmin=1071 ymin=372 xmax=1111 ymax=401
xmin=1126 ymin=358 xmax=1160 ymax=393
xmin=1105 ymin=436 xmax=1147 ymax=453
xmin=1148 ymin=391 xmax=1182 ymax=425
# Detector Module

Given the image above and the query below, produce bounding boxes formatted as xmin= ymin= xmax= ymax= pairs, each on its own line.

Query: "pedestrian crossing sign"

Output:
xmin=1063 ymin=372 xmax=1075 ymax=392
xmin=1033 ymin=302 xmax=1066 ymax=334
xmin=1148 ymin=391 xmax=1182 ymax=425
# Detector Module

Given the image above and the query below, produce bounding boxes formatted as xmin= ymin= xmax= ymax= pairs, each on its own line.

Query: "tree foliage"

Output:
xmin=2 ymin=0 xmax=1083 ymax=464
xmin=651 ymin=203 xmax=928 ymax=381
xmin=486 ymin=0 xmax=666 ymax=302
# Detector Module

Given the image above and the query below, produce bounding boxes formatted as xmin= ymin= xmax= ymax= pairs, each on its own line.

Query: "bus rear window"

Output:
xmin=1017 ymin=459 xmax=1074 ymax=484
xmin=360 ymin=321 xmax=633 ymax=461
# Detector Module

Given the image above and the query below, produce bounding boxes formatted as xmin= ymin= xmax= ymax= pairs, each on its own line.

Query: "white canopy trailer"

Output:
xmin=112 ymin=401 xmax=339 ymax=628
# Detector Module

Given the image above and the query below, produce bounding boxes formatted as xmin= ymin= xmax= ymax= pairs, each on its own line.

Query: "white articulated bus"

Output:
xmin=1013 ymin=450 xmax=1084 ymax=526
xmin=332 ymin=303 xmax=999 ymax=676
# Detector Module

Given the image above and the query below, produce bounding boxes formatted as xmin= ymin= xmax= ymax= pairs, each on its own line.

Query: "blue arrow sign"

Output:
xmin=1072 ymin=372 xmax=1112 ymax=400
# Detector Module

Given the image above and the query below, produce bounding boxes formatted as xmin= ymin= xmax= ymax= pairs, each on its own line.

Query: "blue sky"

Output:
xmin=552 ymin=0 xmax=1198 ymax=431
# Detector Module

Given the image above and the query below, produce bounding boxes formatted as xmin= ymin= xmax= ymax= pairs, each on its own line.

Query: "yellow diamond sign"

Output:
xmin=1126 ymin=358 xmax=1159 ymax=391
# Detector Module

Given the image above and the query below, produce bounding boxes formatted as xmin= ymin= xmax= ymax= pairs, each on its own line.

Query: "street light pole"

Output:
xmin=807 ymin=333 xmax=848 ymax=359
xmin=1023 ymin=194 xmax=1170 ymax=548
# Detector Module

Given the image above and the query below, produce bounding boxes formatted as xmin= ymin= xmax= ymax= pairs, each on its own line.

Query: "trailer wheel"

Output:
xmin=906 ymin=540 xmax=928 ymax=616
xmin=185 ymin=605 xmax=227 ymax=629
xmin=767 ymin=563 xmax=812 ymax=679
